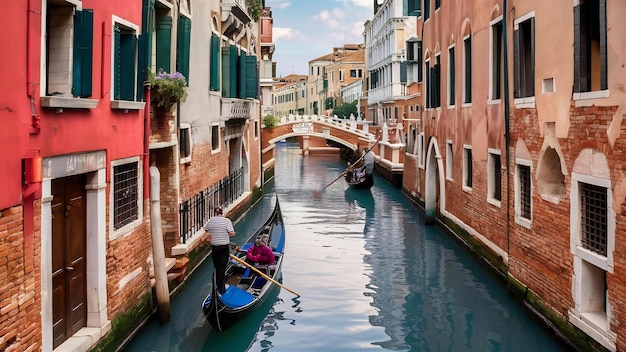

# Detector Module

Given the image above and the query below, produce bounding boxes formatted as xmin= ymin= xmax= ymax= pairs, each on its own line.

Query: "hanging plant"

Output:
xmin=150 ymin=69 xmax=188 ymax=111
xmin=246 ymin=0 xmax=262 ymax=21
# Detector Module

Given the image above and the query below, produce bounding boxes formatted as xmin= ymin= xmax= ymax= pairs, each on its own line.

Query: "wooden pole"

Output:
xmin=150 ymin=166 xmax=171 ymax=322
xmin=229 ymin=254 xmax=300 ymax=297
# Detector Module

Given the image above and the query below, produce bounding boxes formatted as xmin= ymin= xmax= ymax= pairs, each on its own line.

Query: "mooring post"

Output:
xmin=149 ymin=166 xmax=171 ymax=322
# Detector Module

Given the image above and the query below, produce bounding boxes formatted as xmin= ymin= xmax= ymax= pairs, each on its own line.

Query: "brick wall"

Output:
xmin=0 ymin=204 xmax=41 ymax=351
xmin=106 ymin=202 xmax=152 ymax=319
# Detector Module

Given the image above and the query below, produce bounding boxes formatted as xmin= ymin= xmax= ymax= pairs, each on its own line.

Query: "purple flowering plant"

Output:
xmin=151 ymin=69 xmax=188 ymax=110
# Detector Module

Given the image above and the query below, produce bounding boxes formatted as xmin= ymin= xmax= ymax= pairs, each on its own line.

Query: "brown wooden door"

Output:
xmin=51 ymin=175 xmax=87 ymax=349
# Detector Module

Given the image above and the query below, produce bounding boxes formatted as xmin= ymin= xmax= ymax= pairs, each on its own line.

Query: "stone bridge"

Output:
xmin=261 ymin=114 xmax=406 ymax=185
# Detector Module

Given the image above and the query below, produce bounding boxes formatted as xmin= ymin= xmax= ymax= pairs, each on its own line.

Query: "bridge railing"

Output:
xmin=279 ymin=114 xmax=375 ymax=139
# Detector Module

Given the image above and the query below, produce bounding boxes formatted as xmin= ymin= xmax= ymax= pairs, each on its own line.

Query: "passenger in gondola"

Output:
xmin=246 ymin=231 xmax=275 ymax=265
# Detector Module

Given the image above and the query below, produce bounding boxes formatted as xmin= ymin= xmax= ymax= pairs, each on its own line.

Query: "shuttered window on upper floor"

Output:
xmin=156 ymin=15 xmax=172 ymax=73
xmin=210 ymin=34 xmax=220 ymax=91
xmin=574 ymin=0 xmax=607 ymax=93
xmin=113 ymin=25 xmax=138 ymax=101
xmin=177 ymin=15 xmax=191 ymax=84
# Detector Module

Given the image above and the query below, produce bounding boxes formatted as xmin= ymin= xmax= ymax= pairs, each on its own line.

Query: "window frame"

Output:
xmin=448 ymin=44 xmax=455 ymax=108
xmin=487 ymin=148 xmax=502 ymax=206
xmin=515 ymin=158 xmax=533 ymax=228
xmin=179 ymin=123 xmax=192 ymax=163
xmin=513 ymin=12 xmax=536 ymax=104
xmin=211 ymin=124 xmax=221 ymax=153
xmin=446 ymin=140 xmax=453 ymax=181
xmin=462 ymin=144 xmax=473 ymax=192
xmin=109 ymin=157 xmax=143 ymax=240
xmin=462 ymin=34 xmax=472 ymax=105
xmin=489 ymin=16 xmax=503 ymax=103
xmin=111 ymin=15 xmax=144 ymax=110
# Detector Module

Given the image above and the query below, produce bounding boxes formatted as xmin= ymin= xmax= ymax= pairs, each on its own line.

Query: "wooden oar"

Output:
xmin=229 ymin=254 xmax=300 ymax=297
xmin=317 ymin=135 xmax=382 ymax=192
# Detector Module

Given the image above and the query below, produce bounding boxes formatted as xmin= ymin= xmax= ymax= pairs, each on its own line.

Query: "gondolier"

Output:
xmin=204 ymin=207 xmax=235 ymax=294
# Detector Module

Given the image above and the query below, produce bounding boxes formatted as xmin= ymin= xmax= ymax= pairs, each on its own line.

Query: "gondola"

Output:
xmin=202 ymin=198 xmax=285 ymax=332
xmin=344 ymin=169 xmax=374 ymax=189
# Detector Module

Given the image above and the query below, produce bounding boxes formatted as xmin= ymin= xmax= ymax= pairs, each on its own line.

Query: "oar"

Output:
xmin=229 ymin=254 xmax=300 ymax=297
xmin=317 ymin=135 xmax=382 ymax=193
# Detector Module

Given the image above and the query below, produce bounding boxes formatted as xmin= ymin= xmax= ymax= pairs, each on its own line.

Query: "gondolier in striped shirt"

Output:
xmin=204 ymin=207 xmax=235 ymax=294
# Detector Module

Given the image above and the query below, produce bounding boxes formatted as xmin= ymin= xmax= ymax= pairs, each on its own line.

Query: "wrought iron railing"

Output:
xmin=179 ymin=167 xmax=244 ymax=244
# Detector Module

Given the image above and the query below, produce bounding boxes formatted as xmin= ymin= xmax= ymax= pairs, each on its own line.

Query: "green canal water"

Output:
xmin=123 ymin=142 xmax=568 ymax=352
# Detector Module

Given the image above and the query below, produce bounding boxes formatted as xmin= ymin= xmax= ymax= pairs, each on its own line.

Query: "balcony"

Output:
xmin=367 ymin=82 xmax=406 ymax=104
xmin=222 ymin=98 xmax=251 ymax=120
xmin=221 ymin=0 xmax=252 ymax=25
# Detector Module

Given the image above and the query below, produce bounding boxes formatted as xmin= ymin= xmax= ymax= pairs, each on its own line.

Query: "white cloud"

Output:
xmin=273 ymin=27 xmax=300 ymax=41
xmin=274 ymin=1 xmax=292 ymax=9
xmin=312 ymin=9 xmax=345 ymax=29
xmin=337 ymin=0 xmax=372 ymax=8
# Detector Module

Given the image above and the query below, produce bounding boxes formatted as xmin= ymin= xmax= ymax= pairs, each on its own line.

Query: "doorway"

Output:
xmin=51 ymin=174 xmax=87 ymax=349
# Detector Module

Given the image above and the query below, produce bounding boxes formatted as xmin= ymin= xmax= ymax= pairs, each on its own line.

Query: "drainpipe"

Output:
xmin=27 ymin=0 xmax=41 ymax=134
xmin=502 ymin=0 xmax=511 ymax=274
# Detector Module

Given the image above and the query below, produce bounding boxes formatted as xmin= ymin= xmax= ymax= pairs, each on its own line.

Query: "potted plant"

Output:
xmin=151 ymin=69 xmax=188 ymax=111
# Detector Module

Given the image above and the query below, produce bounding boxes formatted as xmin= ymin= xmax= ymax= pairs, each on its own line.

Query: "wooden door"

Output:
xmin=51 ymin=175 xmax=87 ymax=349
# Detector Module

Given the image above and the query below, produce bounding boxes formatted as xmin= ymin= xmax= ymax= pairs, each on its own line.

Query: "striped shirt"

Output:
xmin=203 ymin=216 xmax=234 ymax=246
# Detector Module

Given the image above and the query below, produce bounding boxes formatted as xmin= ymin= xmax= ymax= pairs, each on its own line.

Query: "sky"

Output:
xmin=265 ymin=0 xmax=374 ymax=76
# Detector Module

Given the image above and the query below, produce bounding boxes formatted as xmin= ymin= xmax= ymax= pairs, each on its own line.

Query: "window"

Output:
xmin=113 ymin=162 xmax=139 ymax=230
xmin=407 ymin=0 xmax=421 ymax=16
xmin=428 ymin=55 xmax=441 ymax=108
xmin=424 ymin=0 xmax=431 ymax=21
xmin=515 ymin=161 xmax=532 ymax=224
xmin=514 ymin=15 xmax=535 ymax=99
xmin=113 ymin=18 xmax=140 ymax=101
xmin=210 ymin=34 xmax=220 ymax=91
xmin=488 ymin=149 xmax=502 ymax=204
xmin=177 ymin=15 xmax=192 ymax=84
xmin=463 ymin=145 xmax=472 ymax=189
xmin=580 ymin=182 xmax=608 ymax=256
xmin=463 ymin=35 xmax=472 ymax=104
xmin=211 ymin=125 xmax=220 ymax=151
xmin=339 ymin=70 xmax=345 ymax=82
xmin=406 ymin=39 xmax=423 ymax=82
xmin=350 ymin=69 xmax=362 ymax=78
xmin=254 ymin=120 xmax=259 ymax=139
xmin=425 ymin=60 xmax=431 ymax=108
xmin=180 ymin=124 xmax=191 ymax=161
xmin=43 ymin=2 xmax=93 ymax=99
xmin=435 ymin=0 xmax=440 ymax=10
xmin=448 ymin=45 xmax=455 ymax=106
xmin=490 ymin=19 xmax=503 ymax=101
xmin=418 ymin=133 xmax=425 ymax=168
xmin=446 ymin=141 xmax=453 ymax=180
xmin=574 ymin=0 xmax=607 ymax=94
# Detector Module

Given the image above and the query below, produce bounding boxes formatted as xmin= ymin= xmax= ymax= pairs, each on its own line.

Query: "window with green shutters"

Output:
xmin=114 ymin=25 xmax=138 ymax=101
xmin=72 ymin=9 xmax=94 ymax=98
xmin=221 ymin=45 xmax=238 ymax=98
xmin=245 ymin=56 xmax=258 ymax=99
xmin=239 ymin=51 xmax=248 ymax=98
xmin=156 ymin=16 xmax=172 ymax=73
xmin=177 ymin=16 xmax=191 ymax=85
xmin=210 ymin=34 xmax=220 ymax=91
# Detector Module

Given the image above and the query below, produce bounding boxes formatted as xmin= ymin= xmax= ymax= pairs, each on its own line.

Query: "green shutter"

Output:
xmin=72 ymin=9 xmax=93 ymax=98
xmin=137 ymin=0 xmax=154 ymax=101
xmin=238 ymin=51 xmax=247 ymax=98
xmin=229 ymin=45 xmax=237 ymax=98
xmin=156 ymin=16 xmax=172 ymax=73
xmin=246 ymin=56 xmax=257 ymax=98
xmin=210 ymin=35 xmax=220 ymax=91
xmin=177 ymin=16 xmax=191 ymax=84
xmin=115 ymin=25 xmax=136 ymax=101
xmin=221 ymin=47 xmax=231 ymax=97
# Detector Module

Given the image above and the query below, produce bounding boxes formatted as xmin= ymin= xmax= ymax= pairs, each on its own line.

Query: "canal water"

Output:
xmin=123 ymin=142 xmax=567 ymax=352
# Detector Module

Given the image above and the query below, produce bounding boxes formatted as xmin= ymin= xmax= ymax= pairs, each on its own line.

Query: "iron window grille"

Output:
xmin=580 ymin=182 xmax=608 ymax=256
xmin=519 ymin=165 xmax=531 ymax=220
xmin=113 ymin=163 xmax=138 ymax=230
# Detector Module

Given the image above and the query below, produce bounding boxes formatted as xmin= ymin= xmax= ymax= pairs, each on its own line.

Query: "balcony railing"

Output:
xmin=367 ymin=82 xmax=406 ymax=104
xmin=178 ymin=168 xmax=244 ymax=244
xmin=221 ymin=0 xmax=252 ymax=24
xmin=222 ymin=98 xmax=251 ymax=120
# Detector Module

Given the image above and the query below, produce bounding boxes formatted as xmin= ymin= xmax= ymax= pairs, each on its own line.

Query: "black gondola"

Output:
xmin=345 ymin=169 xmax=374 ymax=189
xmin=202 ymin=198 xmax=285 ymax=332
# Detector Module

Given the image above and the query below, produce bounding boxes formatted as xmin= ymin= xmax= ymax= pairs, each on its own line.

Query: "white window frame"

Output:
xmin=418 ymin=133 xmax=425 ymax=169
xmin=462 ymin=144 xmax=472 ymax=192
xmin=489 ymin=16 xmax=503 ymax=105
xmin=514 ymin=158 xmax=533 ymax=229
xmin=109 ymin=156 xmax=144 ymax=240
xmin=462 ymin=34 xmax=472 ymax=107
xmin=180 ymin=123 xmax=192 ymax=164
xmin=447 ymin=44 xmax=455 ymax=108
xmin=110 ymin=15 xmax=142 ymax=109
xmin=487 ymin=148 xmax=502 ymax=207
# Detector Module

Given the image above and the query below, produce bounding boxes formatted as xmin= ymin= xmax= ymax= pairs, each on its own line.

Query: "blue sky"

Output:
xmin=266 ymin=0 xmax=374 ymax=76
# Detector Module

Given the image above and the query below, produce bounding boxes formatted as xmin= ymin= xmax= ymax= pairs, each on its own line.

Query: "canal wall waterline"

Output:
xmin=400 ymin=186 xmax=606 ymax=352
